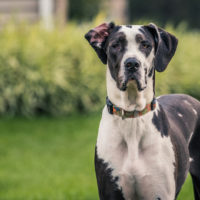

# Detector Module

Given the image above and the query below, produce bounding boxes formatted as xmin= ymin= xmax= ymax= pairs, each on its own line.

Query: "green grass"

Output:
xmin=0 ymin=114 xmax=194 ymax=199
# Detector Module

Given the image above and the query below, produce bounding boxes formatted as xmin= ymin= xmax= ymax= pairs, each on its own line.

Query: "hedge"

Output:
xmin=0 ymin=22 xmax=199 ymax=116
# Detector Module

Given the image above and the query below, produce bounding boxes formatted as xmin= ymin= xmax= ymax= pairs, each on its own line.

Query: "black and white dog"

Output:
xmin=85 ymin=22 xmax=200 ymax=200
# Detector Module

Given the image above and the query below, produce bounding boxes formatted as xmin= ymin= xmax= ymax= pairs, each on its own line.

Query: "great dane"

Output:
xmin=85 ymin=22 xmax=200 ymax=200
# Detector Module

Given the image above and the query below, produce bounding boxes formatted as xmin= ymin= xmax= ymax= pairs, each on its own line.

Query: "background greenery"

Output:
xmin=128 ymin=0 xmax=200 ymax=29
xmin=68 ymin=0 xmax=200 ymax=29
xmin=0 ymin=22 xmax=106 ymax=116
xmin=0 ymin=114 xmax=195 ymax=199
xmin=0 ymin=22 xmax=199 ymax=117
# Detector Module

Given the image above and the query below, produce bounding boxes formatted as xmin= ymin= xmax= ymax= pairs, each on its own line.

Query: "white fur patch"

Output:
xmin=183 ymin=100 xmax=198 ymax=116
xmin=178 ymin=113 xmax=183 ymax=118
xmin=97 ymin=107 xmax=176 ymax=199
xmin=188 ymin=132 xmax=194 ymax=144
xmin=119 ymin=26 xmax=144 ymax=71
xmin=192 ymin=108 xmax=197 ymax=116
xmin=183 ymin=100 xmax=192 ymax=106
xmin=189 ymin=157 xmax=194 ymax=162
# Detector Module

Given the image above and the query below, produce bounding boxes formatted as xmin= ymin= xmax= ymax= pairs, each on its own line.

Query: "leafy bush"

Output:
xmin=156 ymin=24 xmax=200 ymax=99
xmin=0 ymin=23 xmax=106 ymax=116
xmin=0 ymin=22 xmax=199 ymax=116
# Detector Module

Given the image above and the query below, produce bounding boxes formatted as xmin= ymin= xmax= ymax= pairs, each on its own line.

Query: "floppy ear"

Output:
xmin=144 ymin=23 xmax=178 ymax=72
xmin=84 ymin=22 xmax=115 ymax=64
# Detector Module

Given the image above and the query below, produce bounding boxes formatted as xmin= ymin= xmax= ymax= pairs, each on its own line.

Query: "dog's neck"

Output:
xmin=106 ymin=68 xmax=154 ymax=112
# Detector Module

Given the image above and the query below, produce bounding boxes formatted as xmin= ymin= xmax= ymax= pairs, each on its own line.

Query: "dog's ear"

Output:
xmin=144 ymin=23 xmax=178 ymax=72
xmin=84 ymin=22 xmax=115 ymax=64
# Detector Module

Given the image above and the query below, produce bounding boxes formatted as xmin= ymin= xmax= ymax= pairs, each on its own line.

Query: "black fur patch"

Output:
xmin=148 ymin=66 xmax=154 ymax=77
xmin=105 ymin=28 xmax=128 ymax=90
xmin=152 ymin=105 xmax=169 ymax=137
xmin=156 ymin=94 xmax=200 ymax=197
xmin=137 ymin=28 xmax=155 ymax=57
xmin=144 ymin=68 xmax=147 ymax=84
xmin=126 ymin=25 xmax=132 ymax=28
xmin=142 ymin=24 xmax=178 ymax=72
xmin=95 ymin=148 xmax=125 ymax=200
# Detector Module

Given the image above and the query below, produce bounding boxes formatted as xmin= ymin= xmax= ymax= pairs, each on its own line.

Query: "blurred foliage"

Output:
xmin=0 ymin=21 xmax=199 ymax=116
xmin=128 ymin=0 xmax=200 ymax=29
xmin=0 ymin=22 xmax=105 ymax=116
xmin=156 ymin=24 xmax=200 ymax=99
xmin=68 ymin=0 xmax=100 ymax=22
xmin=67 ymin=0 xmax=200 ymax=29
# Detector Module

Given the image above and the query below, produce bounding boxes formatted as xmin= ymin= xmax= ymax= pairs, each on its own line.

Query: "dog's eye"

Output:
xmin=141 ymin=41 xmax=150 ymax=49
xmin=111 ymin=43 xmax=120 ymax=50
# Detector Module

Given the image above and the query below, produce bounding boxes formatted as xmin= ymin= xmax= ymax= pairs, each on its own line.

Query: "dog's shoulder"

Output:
xmin=156 ymin=94 xmax=200 ymax=142
xmin=157 ymin=94 xmax=200 ymax=115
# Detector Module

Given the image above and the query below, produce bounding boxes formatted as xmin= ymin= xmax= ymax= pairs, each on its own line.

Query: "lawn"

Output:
xmin=0 ymin=113 xmax=194 ymax=200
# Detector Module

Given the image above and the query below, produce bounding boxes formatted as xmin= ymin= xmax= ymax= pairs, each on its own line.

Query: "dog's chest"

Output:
xmin=96 ymin=107 xmax=176 ymax=200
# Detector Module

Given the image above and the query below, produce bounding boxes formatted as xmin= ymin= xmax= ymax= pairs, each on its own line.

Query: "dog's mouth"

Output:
xmin=119 ymin=76 xmax=146 ymax=92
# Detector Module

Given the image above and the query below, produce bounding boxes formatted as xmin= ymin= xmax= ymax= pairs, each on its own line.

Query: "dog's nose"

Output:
xmin=124 ymin=58 xmax=140 ymax=71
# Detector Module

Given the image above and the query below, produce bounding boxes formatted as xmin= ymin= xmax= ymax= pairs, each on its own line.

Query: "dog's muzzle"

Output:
xmin=121 ymin=58 xmax=146 ymax=91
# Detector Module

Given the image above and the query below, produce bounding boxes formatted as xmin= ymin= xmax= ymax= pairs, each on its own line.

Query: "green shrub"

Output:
xmin=156 ymin=25 xmax=200 ymax=99
xmin=0 ymin=22 xmax=199 ymax=116
xmin=0 ymin=23 xmax=106 ymax=116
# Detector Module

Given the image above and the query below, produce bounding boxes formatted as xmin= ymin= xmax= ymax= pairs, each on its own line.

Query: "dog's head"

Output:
xmin=85 ymin=22 xmax=178 ymax=92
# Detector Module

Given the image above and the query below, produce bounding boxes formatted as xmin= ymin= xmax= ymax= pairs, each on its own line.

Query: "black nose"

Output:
xmin=124 ymin=58 xmax=140 ymax=71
